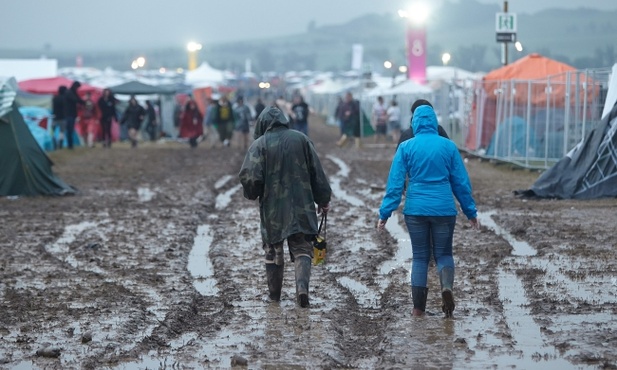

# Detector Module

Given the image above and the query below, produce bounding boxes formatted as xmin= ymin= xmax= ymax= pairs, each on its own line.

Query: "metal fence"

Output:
xmin=456 ymin=68 xmax=612 ymax=169
xmin=304 ymin=67 xmax=612 ymax=170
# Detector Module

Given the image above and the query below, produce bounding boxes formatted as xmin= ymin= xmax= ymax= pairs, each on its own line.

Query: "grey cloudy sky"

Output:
xmin=1 ymin=0 xmax=615 ymax=51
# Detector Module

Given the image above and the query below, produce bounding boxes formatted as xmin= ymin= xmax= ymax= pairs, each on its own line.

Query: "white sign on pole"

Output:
xmin=351 ymin=44 xmax=363 ymax=71
xmin=496 ymin=13 xmax=517 ymax=33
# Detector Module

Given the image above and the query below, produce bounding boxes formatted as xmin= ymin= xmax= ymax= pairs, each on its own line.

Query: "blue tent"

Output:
xmin=486 ymin=116 xmax=538 ymax=158
xmin=18 ymin=106 xmax=81 ymax=151
xmin=18 ymin=106 xmax=54 ymax=151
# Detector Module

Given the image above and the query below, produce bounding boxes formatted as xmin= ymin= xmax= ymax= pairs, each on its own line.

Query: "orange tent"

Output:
xmin=482 ymin=53 xmax=578 ymax=106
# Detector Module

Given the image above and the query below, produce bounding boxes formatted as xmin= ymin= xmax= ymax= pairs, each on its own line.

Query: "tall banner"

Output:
xmin=351 ymin=44 xmax=363 ymax=71
xmin=406 ymin=26 xmax=426 ymax=84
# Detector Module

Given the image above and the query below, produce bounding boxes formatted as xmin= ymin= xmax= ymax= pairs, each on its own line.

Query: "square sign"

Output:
xmin=496 ymin=13 xmax=517 ymax=33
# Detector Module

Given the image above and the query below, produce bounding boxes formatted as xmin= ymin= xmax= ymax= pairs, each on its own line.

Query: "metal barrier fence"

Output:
xmin=304 ymin=68 xmax=612 ymax=170
xmin=458 ymin=68 xmax=612 ymax=169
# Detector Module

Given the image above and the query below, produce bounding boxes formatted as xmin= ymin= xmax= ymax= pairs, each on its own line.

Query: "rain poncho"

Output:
xmin=239 ymin=107 xmax=331 ymax=244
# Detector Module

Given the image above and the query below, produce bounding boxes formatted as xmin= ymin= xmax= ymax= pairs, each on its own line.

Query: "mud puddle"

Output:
xmin=187 ymin=224 xmax=219 ymax=296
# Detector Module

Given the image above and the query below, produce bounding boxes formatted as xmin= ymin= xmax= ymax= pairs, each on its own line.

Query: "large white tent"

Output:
xmin=185 ymin=62 xmax=226 ymax=88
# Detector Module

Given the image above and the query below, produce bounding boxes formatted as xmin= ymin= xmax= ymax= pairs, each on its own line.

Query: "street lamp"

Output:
xmin=441 ymin=52 xmax=451 ymax=66
xmin=384 ymin=60 xmax=406 ymax=87
xmin=131 ymin=56 xmax=146 ymax=70
xmin=399 ymin=2 xmax=430 ymax=84
xmin=187 ymin=41 xmax=202 ymax=71
xmin=514 ymin=41 xmax=523 ymax=52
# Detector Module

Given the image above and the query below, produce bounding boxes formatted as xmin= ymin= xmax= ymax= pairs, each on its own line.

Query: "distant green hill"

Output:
xmin=1 ymin=0 xmax=615 ymax=73
xmin=206 ymin=0 xmax=617 ymax=73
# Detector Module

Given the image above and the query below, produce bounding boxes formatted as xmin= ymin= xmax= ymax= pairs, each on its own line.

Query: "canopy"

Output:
xmin=109 ymin=80 xmax=177 ymax=95
xmin=18 ymin=76 xmax=99 ymax=95
xmin=185 ymin=62 xmax=225 ymax=88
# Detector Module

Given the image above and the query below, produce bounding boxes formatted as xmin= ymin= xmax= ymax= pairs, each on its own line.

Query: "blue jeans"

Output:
xmin=293 ymin=121 xmax=308 ymax=136
xmin=65 ymin=116 xmax=76 ymax=149
xmin=404 ymin=215 xmax=456 ymax=287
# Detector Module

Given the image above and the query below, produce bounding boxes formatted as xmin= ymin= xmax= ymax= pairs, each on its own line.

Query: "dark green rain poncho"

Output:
xmin=239 ymin=106 xmax=332 ymax=244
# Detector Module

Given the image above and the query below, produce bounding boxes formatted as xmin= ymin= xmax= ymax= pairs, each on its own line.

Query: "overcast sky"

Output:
xmin=1 ymin=0 xmax=616 ymax=52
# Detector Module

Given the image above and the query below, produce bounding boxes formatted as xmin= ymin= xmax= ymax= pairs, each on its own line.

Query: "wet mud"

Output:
xmin=1 ymin=117 xmax=616 ymax=369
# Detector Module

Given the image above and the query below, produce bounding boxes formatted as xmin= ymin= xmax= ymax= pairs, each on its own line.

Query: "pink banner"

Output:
xmin=406 ymin=25 xmax=427 ymax=84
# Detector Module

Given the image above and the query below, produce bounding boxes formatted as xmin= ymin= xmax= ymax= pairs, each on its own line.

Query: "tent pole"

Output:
xmin=525 ymin=80 xmax=532 ymax=167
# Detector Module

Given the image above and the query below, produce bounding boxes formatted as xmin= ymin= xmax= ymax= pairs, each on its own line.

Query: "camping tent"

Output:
xmin=18 ymin=106 xmax=54 ymax=151
xmin=516 ymin=103 xmax=617 ymax=199
xmin=0 ymin=77 xmax=76 ymax=196
xmin=486 ymin=116 xmax=538 ymax=158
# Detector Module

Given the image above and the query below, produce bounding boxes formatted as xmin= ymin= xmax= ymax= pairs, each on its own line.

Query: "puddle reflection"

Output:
xmin=187 ymin=225 xmax=219 ymax=296
xmin=477 ymin=211 xmax=536 ymax=256
xmin=215 ymin=184 xmax=241 ymax=210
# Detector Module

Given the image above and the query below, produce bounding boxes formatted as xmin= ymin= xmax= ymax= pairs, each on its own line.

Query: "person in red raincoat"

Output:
xmin=179 ymin=98 xmax=204 ymax=148
xmin=79 ymin=92 xmax=100 ymax=148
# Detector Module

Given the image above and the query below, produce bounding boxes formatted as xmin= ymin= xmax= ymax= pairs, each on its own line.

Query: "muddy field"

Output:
xmin=1 ymin=116 xmax=616 ymax=370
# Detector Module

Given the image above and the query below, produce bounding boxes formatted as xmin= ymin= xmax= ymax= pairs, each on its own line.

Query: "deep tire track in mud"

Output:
xmin=1 ymin=116 xmax=616 ymax=369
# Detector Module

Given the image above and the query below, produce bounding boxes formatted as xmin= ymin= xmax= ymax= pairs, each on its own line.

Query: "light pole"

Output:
xmin=399 ymin=2 xmax=430 ymax=84
xmin=187 ymin=41 xmax=202 ymax=71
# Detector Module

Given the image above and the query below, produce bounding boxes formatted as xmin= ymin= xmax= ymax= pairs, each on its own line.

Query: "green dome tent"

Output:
xmin=0 ymin=77 xmax=76 ymax=196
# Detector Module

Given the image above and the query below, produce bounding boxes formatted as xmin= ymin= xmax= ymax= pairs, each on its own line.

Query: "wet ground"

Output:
xmin=1 ymin=117 xmax=616 ymax=370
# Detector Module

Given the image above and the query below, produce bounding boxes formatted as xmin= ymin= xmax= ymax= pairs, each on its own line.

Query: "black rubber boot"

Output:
xmin=411 ymin=286 xmax=428 ymax=316
xmin=439 ymin=267 xmax=455 ymax=317
xmin=294 ymin=256 xmax=311 ymax=308
xmin=265 ymin=264 xmax=284 ymax=301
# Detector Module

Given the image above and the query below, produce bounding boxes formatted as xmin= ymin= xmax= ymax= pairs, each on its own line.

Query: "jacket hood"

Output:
xmin=254 ymin=106 xmax=289 ymax=139
xmin=70 ymin=81 xmax=81 ymax=91
xmin=411 ymin=105 xmax=438 ymax=135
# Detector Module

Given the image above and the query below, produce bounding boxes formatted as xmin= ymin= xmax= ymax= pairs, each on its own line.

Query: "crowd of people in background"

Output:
xmin=46 ymin=81 xmax=482 ymax=315
xmin=50 ymin=80 xmax=416 ymax=153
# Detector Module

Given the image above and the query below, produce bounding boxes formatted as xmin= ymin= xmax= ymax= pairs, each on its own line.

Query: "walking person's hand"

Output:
xmin=318 ymin=203 xmax=329 ymax=215
xmin=469 ymin=218 xmax=480 ymax=230
xmin=377 ymin=219 xmax=387 ymax=231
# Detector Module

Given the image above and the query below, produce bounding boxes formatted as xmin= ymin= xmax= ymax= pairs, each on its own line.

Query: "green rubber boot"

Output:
xmin=266 ymin=264 xmax=284 ymax=301
xmin=440 ymin=267 xmax=455 ymax=318
xmin=294 ymin=256 xmax=312 ymax=308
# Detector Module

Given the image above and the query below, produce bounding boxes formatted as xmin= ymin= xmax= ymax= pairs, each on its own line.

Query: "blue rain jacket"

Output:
xmin=379 ymin=105 xmax=477 ymax=220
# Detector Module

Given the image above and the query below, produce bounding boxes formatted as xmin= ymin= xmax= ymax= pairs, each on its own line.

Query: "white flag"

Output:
xmin=351 ymin=44 xmax=363 ymax=71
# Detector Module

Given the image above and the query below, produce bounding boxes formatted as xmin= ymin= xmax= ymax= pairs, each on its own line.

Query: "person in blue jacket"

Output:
xmin=377 ymin=104 xmax=480 ymax=318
